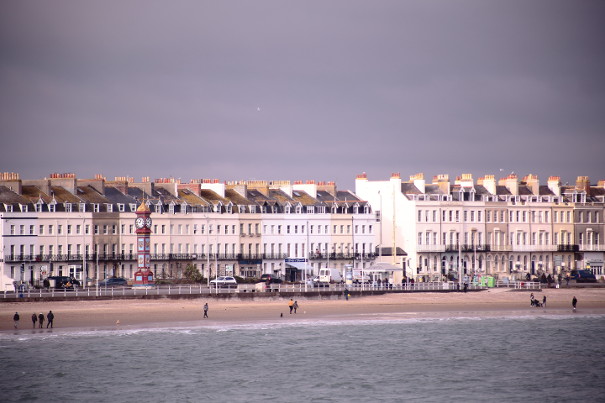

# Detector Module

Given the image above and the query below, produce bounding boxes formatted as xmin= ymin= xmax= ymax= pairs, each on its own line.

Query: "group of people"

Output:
xmin=13 ymin=311 xmax=55 ymax=329
xmin=529 ymin=293 xmax=546 ymax=308
xmin=288 ymin=298 xmax=299 ymax=314
xmin=528 ymin=293 xmax=579 ymax=311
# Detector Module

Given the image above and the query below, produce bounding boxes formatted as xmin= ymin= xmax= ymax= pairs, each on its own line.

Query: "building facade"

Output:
xmin=0 ymin=173 xmax=377 ymax=291
xmin=355 ymin=172 xmax=605 ymax=283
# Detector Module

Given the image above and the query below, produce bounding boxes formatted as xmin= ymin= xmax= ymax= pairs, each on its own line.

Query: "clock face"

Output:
xmin=135 ymin=217 xmax=145 ymax=229
xmin=145 ymin=217 xmax=152 ymax=228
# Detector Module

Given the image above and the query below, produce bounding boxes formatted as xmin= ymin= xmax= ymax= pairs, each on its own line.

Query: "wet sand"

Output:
xmin=1 ymin=288 xmax=604 ymax=332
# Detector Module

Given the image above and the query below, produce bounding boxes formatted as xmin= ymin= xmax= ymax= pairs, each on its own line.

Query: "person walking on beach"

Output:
xmin=344 ymin=288 xmax=349 ymax=301
xmin=38 ymin=313 xmax=44 ymax=328
xmin=31 ymin=313 xmax=37 ymax=328
xmin=572 ymin=296 xmax=577 ymax=312
xmin=203 ymin=303 xmax=209 ymax=318
xmin=288 ymin=298 xmax=294 ymax=314
xmin=46 ymin=310 xmax=54 ymax=328
xmin=13 ymin=312 xmax=20 ymax=328
xmin=542 ymin=295 xmax=547 ymax=308
xmin=293 ymin=301 xmax=299 ymax=314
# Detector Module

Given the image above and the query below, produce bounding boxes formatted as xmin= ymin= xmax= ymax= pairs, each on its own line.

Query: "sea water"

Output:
xmin=1 ymin=315 xmax=603 ymax=403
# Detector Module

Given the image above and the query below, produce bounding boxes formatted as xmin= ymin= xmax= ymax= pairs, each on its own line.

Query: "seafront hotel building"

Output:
xmin=0 ymin=171 xmax=603 ymax=291
xmin=356 ymin=172 xmax=604 ymax=282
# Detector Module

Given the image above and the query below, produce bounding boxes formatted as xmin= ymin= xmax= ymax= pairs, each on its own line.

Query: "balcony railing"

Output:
xmin=444 ymin=244 xmax=491 ymax=253
xmin=557 ymin=244 xmax=579 ymax=252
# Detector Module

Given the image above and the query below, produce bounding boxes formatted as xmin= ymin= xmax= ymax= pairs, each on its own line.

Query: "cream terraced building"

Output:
xmin=355 ymin=172 xmax=605 ymax=282
xmin=0 ymin=173 xmax=377 ymax=291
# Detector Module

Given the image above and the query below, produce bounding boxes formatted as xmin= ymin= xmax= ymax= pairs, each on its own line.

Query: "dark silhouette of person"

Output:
xmin=31 ymin=313 xmax=37 ymax=328
xmin=203 ymin=303 xmax=209 ymax=318
xmin=46 ymin=310 xmax=54 ymax=328
xmin=38 ymin=313 xmax=44 ymax=328
xmin=13 ymin=312 xmax=19 ymax=328
xmin=572 ymin=296 xmax=577 ymax=312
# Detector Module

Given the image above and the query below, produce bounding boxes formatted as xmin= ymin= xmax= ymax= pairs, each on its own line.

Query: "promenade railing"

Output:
xmin=2 ymin=280 xmax=499 ymax=299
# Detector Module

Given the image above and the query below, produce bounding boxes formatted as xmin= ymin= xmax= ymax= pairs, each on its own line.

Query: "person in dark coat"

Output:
xmin=203 ymin=303 xmax=209 ymax=318
xmin=13 ymin=312 xmax=20 ymax=328
xmin=572 ymin=296 xmax=577 ymax=312
xmin=46 ymin=310 xmax=54 ymax=328
xmin=31 ymin=313 xmax=38 ymax=328
xmin=38 ymin=313 xmax=44 ymax=328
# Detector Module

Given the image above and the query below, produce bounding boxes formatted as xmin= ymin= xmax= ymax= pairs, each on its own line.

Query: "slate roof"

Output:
xmin=178 ymin=189 xmax=211 ymax=207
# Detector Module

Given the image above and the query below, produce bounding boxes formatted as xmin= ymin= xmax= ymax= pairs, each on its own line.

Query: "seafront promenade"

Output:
xmin=0 ymin=280 xmax=545 ymax=303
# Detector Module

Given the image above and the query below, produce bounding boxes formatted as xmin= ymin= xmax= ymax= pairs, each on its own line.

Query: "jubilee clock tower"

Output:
xmin=133 ymin=201 xmax=154 ymax=287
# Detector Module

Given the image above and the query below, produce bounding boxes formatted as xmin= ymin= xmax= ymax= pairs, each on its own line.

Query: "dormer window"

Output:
xmin=20 ymin=204 xmax=28 ymax=212
xmin=285 ymin=205 xmax=291 ymax=214
xmin=106 ymin=204 xmax=113 ymax=213
xmin=295 ymin=205 xmax=302 ymax=214
xmin=364 ymin=205 xmax=370 ymax=214
xmin=353 ymin=205 xmax=359 ymax=214
xmin=35 ymin=202 xmax=43 ymax=212
xmin=249 ymin=205 xmax=257 ymax=213
xmin=118 ymin=203 xmax=125 ymax=212
xmin=307 ymin=206 xmax=315 ymax=214
xmin=93 ymin=203 xmax=100 ymax=213
xmin=5 ymin=204 xmax=13 ymax=212
xmin=331 ymin=205 xmax=337 ymax=214
xmin=239 ymin=205 xmax=246 ymax=213
xmin=169 ymin=203 xmax=175 ymax=214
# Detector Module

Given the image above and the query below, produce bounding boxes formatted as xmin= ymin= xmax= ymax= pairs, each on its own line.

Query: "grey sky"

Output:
xmin=1 ymin=0 xmax=603 ymax=190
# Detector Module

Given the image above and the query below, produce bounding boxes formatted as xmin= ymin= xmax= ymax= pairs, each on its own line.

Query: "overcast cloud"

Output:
xmin=1 ymin=0 xmax=603 ymax=189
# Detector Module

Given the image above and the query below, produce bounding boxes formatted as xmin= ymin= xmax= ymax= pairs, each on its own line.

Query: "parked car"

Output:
xmin=99 ymin=277 xmax=129 ymax=287
xmin=259 ymin=274 xmax=283 ymax=284
xmin=46 ymin=276 xmax=81 ymax=289
xmin=570 ymin=270 xmax=597 ymax=283
xmin=307 ymin=276 xmax=329 ymax=287
xmin=210 ymin=276 xmax=238 ymax=287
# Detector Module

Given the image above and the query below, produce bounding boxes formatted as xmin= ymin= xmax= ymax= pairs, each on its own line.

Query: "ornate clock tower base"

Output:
xmin=133 ymin=201 xmax=155 ymax=287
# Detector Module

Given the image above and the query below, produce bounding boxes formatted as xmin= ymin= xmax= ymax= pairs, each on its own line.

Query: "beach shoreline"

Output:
xmin=2 ymin=288 xmax=604 ymax=333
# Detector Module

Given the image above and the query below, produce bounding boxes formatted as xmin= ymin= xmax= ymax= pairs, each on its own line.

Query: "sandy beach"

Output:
xmin=2 ymin=288 xmax=604 ymax=332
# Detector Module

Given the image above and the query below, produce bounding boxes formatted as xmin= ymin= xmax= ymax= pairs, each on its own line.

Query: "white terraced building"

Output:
xmin=355 ymin=172 xmax=605 ymax=283
xmin=0 ymin=173 xmax=377 ymax=291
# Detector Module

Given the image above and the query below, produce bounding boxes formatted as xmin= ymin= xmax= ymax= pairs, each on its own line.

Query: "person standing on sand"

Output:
xmin=31 ymin=313 xmax=37 ymax=328
xmin=572 ymin=296 xmax=577 ymax=312
xmin=293 ymin=301 xmax=299 ymax=314
xmin=288 ymin=298 xmax=294 ymax=314
xmin=46 ymin=310 xmax=54 ymax=328
xmin=203 ymin=303 xmax=209 ymax=318
xmin=542 ymin=295 xmax=546 ymax=308
xmin=38 ymin=313 xmax=44 ymax=328
xmin=13 ymin=312 xmax=20 ymax=328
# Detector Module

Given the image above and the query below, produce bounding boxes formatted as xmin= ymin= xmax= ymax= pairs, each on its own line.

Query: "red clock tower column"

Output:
xmin=133 ymin=201 xmax=154 ymax=287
